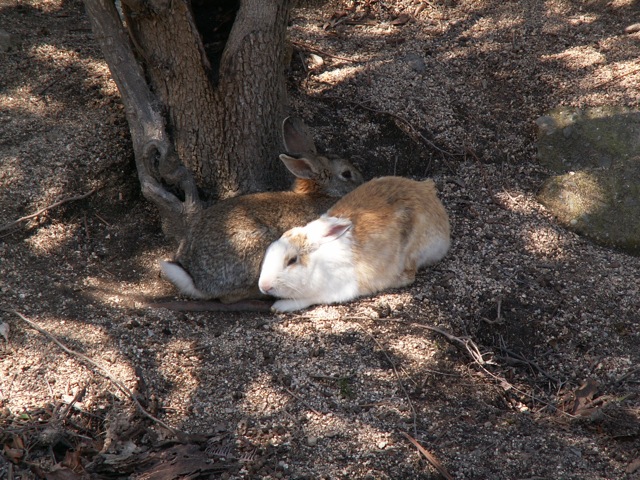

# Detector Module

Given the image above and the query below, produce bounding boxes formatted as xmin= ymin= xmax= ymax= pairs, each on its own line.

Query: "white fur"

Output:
xmin=160 ymin=260 xmax=209 ymax=299
xmin=258 ymin=217 xmax=359 ymax=312
xmin=417 ymin=235 xmax=451 ymax=267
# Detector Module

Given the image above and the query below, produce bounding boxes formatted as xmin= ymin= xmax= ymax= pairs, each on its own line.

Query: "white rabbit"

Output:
xmin=258 ymin=176 xmax=451 ymax=312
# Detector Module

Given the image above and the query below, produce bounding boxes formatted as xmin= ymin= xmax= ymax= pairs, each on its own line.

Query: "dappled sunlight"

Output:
xmin=463 ymin=11 xmax=525 ymax=39
xmin=312 ymin=63 xmax=369 ymax=91
xmin=0 ymin=85 xmax=66 ymax=114
xmin=17 ymin=0 xmax=66 ymax=14
xmin=23 ymin=221 xmax=75 ymax=255
xmin=387 ymin=335 xmax=437 ymax=366
xmin=541 ymin=45 xmax=606 ymax=70
xmin=606 ymin=0 xmax=637 ymax=7
xmin=1 ymin=314 xmax=137 ymax=413
xmin=303 ymin=413 xmax=397 ymax=450
xmin=29 ymin=43 xmax=119 ymax=96
xmin=493 ymin=188 xmax=544 ymax=216
xmin=0 ymin=156 xmax=25 ymax=191
xmin=586 ymin=58 xmax=640 ymax=91
xmin=538 ymin=170 xmax=607 ymax=221
xmin=240 ymin=374 xmax=291 ymax=418
xmin=521 ymin=224 xmax=568 ymax=258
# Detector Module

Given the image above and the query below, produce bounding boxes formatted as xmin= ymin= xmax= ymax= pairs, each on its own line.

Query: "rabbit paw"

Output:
xmin=271 ymin=299 xmax=313 ymax=313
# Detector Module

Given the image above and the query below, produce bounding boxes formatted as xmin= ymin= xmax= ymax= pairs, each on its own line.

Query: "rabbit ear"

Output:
xmin=282 ymin=116 xmax=318 ymax=155
xmin=279 ymin=154 xmax=321 ymax=179
xmin=311 ymin=216 xmax=352 ymax=244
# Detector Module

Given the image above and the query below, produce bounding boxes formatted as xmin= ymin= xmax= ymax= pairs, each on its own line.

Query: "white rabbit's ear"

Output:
xmin=279 ymin=154 xmax=320 ymax=179
xmin=316 ymin=216 xmax=352 ymax=243
xmin=282 ymin=116 xmax=318 ymax=155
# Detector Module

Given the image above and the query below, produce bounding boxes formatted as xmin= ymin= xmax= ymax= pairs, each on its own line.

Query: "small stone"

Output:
xmin=0 ymin=29 xmax=18 ymax=52
xmin=402 ymin=53 xmax=426 ymax=74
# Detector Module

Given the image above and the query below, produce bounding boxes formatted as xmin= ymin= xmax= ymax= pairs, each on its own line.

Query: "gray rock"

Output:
xmin=402 ymin=53 xmax=426 ymax=74
xmin=536 ymin=106 xmax=640 ymax=255
xmin=0 ymin=29 xmax=19 ymax=53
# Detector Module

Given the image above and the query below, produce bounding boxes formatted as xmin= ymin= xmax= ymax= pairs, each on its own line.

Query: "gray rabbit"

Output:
xmin=160 ymin=117 xmax=364 ymax=302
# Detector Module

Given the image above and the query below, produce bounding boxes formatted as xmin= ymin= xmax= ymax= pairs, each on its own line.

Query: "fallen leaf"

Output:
xmin=3 ymin=445 xmax=24 ymax=463
xmin=571 ymin=379 xmax=599 ymax=415
xmin=62 ymin=448 xmax=83 ymax=471
xmin=391 ymin=13 xmax=411 ymax=26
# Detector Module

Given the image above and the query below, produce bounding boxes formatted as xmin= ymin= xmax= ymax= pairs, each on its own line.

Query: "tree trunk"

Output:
xmin=83 ymin=0 xmax=292 ymax=237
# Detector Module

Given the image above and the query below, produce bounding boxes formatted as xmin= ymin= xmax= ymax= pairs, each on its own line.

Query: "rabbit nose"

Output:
xmin=259 ymin=280 xmax=272 ymax=295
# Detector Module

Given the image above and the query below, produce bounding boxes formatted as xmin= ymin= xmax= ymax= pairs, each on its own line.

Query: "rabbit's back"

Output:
xmin=327 ymin=176 xmax=450 ymax=295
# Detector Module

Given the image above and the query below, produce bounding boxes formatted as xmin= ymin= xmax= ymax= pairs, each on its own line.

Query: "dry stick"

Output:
xmin=149 ymin=299 xmax=273 ymax=312
xmin=320 ymin=95 xmax=459 ymax=158
xmin=291 ymin=40 xmax=362 ymax=63
xmin=3 ymin=309 xmax=179 ymax=436
xmin=283 ymin=387 xmax=324 ymax=416
xmin=382 ymin=318 xmax=570 ymax=416
xmin=401 ymin=432 xmax=454 ymax=480
xmin=0 ymin=188 xmax=99 ymax=233
xmin=594 ymin=66 xmax=640 ymax=88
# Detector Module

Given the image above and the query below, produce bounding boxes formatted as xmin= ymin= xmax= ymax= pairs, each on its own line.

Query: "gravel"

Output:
xmin=1 ymin=0 xmax=639 ymax=479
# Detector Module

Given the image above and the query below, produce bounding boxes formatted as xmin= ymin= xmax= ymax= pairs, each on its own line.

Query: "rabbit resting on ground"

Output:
xmin=160 ymin=117 xmax=364 ymax=303
xmin=258 ymin=176 xmax=451 ymax=312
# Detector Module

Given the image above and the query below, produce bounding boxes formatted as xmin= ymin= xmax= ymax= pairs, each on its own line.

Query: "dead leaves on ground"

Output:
xmin=322 ymin=5 xmax=414 ymax=30
xmin=556 ymin=378 xmax=640 ymax=440
xmin=0 ymin=405 xmax=267 ymax=480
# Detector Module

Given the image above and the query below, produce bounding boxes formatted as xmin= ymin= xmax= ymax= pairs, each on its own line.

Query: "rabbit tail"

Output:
xmin=160 ymin=260 xmax=210 ymax=299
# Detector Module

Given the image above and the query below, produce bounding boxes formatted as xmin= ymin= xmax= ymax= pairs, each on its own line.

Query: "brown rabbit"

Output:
xmin=258 ymin=176 xmax=450 ymax=312
xmin=160 ymin=117 xmax=364 ymax=302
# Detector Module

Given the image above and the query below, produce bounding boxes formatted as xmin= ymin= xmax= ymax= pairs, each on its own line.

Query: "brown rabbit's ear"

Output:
xmin=282 ymin=117 xmax=318 ymax=155
xmin=279 ymin=154 xmax=321 ymax=179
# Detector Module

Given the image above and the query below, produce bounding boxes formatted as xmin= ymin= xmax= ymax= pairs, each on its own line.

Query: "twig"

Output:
xmin=594 ymin=66 xmax=640 ymax=88
xmin=401 ymin=432 xmax=453 ymax=480
xmin=59 ymin=385 xmax=87 ymax=420
xmin=149 ymin=298 xmax=273 ymax=312
xmin=379 ymin=318 xmax=571 ymax=416
xmin=0 ymin=188 xmax=99 ymax=233
xmin=319 ymin=95 xmax=459 ymax=158
xmin=283 ymin=387 xmax=324 ymax=416
xmin=291 ymin=40 xmax=362 ymax=63
xmin=616 ymin=367 xmax=640 ymax=384
xmin=410 ymin=322 xmax=488 ymax=366
xmin=496 ymin=337 xmax=560 ymax=384
xmin=3 ymin=308 xmax=179 ymax=436
xmin=94 ymin=212 xmax=111 ymax=226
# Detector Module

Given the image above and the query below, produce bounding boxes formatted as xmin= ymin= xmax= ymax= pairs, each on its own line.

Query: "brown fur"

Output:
xmin=292 ymin=177 xmax=326 ymax=195
xmin=327 ymin=177 xmax=450 ymax=295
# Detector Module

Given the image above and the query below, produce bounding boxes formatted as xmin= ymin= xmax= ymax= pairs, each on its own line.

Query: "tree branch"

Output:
xmin=0 ymin=188 xmax=98 ymax=233
xmin=83 ymin=0 xmax=201 ymax=240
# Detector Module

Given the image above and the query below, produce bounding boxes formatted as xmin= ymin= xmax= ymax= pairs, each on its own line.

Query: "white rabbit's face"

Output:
xmin=258 ymin=228 xmax=311 ymax=300
xmin=258 ymin=217 xmax=354 ymax=301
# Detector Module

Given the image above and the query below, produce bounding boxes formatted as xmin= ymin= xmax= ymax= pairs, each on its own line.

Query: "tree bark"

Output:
xmin=83 ymin=0 xmax=293 ymax=237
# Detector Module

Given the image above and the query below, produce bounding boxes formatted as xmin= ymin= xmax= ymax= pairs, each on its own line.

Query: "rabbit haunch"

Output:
xmin=160 ymin=117 xmax=364 ymax=303
xmin=258 ymin=176 xmax=451 ymax=312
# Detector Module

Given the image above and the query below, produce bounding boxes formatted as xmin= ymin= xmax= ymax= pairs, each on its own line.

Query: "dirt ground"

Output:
xmin=1 ymin=0 xmax=639 ymax=479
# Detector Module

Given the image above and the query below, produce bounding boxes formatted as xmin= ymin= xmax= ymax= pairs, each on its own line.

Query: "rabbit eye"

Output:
xmin=286 ymin=256 xmax=298 ymax=267
xmin=341 ymin=170 xmax=352 ymax=180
